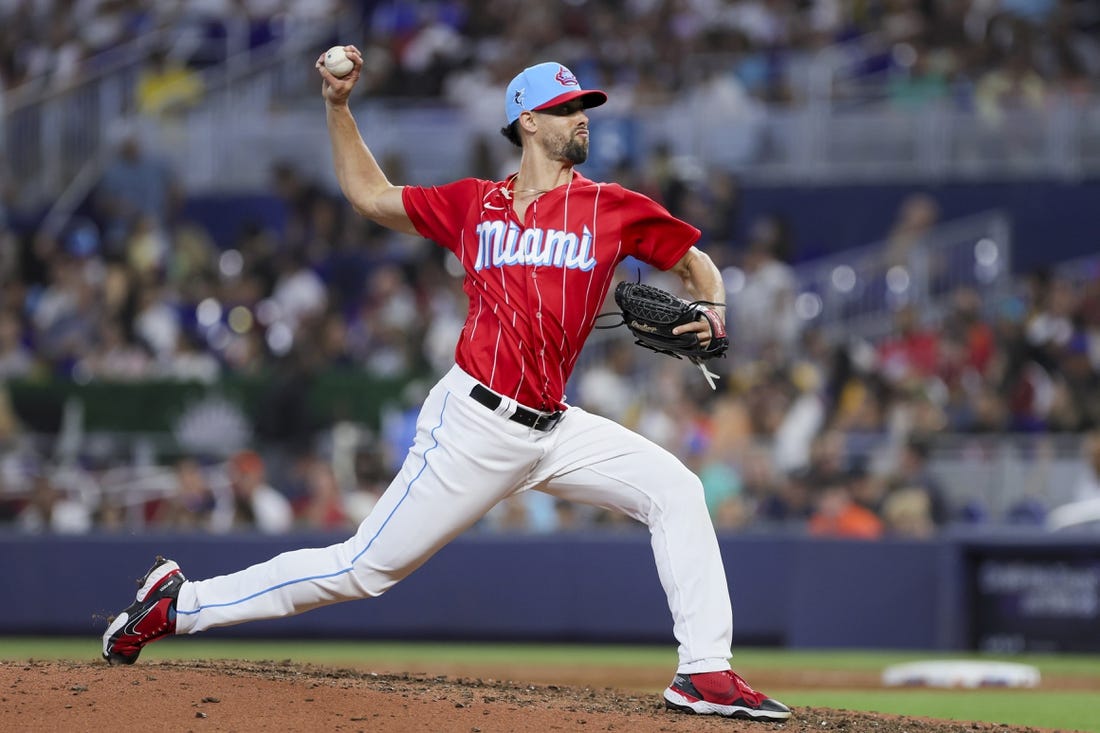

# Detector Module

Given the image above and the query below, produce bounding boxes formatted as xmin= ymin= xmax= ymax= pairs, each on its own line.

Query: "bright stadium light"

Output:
xmin=975 ymin=238 xmax=999 ymax=266
xmin=886 ymin=266 xmax=910 ymax=293
xmin=219 ymin=249 xmax=244 ymax=278
xmin=196 ymin=298 xmax=222 ymax=327
xmin=831 ymin=265 xmax=857 ymax=293
xmin=266 ymin=322 xmax=294 ymax=356
xmin=255 ymin=298 xmax=282 ymax=326
xmin=228 ymin=306 xmax=253 ymax=334
xmin=795 ymin=292 xmax=823 ymax=320
xmin=722 ymin=266 xmax=745 ymax=294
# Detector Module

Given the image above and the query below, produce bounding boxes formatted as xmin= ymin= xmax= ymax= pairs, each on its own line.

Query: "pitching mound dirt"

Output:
xmin=0 ymin=659 xmax=1052 ymax=733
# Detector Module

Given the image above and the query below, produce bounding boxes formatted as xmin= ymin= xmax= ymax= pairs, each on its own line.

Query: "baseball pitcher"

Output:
xmin=102 ymin=50 xmax=791 ymax=722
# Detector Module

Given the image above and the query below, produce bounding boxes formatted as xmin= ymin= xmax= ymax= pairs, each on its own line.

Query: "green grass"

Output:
xmin=779 ymin=689 xmax=1100 ymax=732
xmin=6 ymin=639 xmax=1099 ymax=731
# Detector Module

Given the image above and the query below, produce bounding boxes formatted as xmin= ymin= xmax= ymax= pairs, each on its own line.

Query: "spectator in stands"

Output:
xmin=22 ymin=20 xmax=84 ymax=90
xmin=160 ymin=331 xmax=221 ymax=383
xmin=576 ymin=340 xmax=640 ymax=424
xmin=883 ymin=435 xmax=951 ymax=527
xmin=270 ymin=162 xmax=320 ymax=250
xmin=876 ymin=304 xmax=941 ymax=387
xmin=346 ymin=264 xmax=423 ymax=377
xmin=135 ymin=47 xmax=205 ymax=120
xmin=125 ymin=214 xmax=172 ymax=279
xmin=806 ymin=429 xmax=851 ymax=486
xmin=808 ymin=477 xmax=884 ymax=540
xmin=271 ymin=250 xmax=328 ymax=335
xmin=974 ymin=47 xmax=1047 ymax=159
xmin=342 ymin=443 xmax=390 ymax=524
xmin=298 ymin=456 xmax=352 ymax=531
xmin=959 ymin=383 xmax=1011 ymax=434
xmin=941 ymin=285 xmax=996 ymax=379
xmin=92 ymin=126 xmax=182 ymax=256
xmin=214 ymin=450 xmax=293 ymax=534
xmin=16 ymin=474 xmax=92 ymax=534
xmin=30 ymin=253 xmax=101 ymax=374
xmin=828 ymin=371 xmax=888 ymax=437
xmin=887 ymin=41 xmax=950 ymax=110
xmin=77 ymin=318 xmax=152 ymax=382
xmin=0 ymin=308 xmax=34 ymax=380
xmin=133 ymin=282 xmax=180 ymax=362
xmin=847 ymin=462 xmax=886 ymax=517
xmin=150 ymin=458 xmax=222 ymax=530
xmin=757 ymin=467 xmax=816 ymax=525
xmin=880 ymin=485 xmax=935 ymax=538
xmin=736 ymin=445 xmax=784 ymax=515
xmin=1024 ymin=273 xmax=1076 ymax=368
xmin=882 ymin=193 xmax=942 ymax=297
xmin=685 ymin=440 xmax=749 ymax=532
xmin=730 ymin=214 xmax=799 ymax=361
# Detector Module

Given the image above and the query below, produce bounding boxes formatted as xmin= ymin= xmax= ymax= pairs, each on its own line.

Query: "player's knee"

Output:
xmin=651 ymin=467 xmax=708 ymax=514
xmin=682 ymin=474 xmax=708 ymax=506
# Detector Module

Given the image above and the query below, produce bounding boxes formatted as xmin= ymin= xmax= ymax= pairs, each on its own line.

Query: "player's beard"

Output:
xmin=542 ymin=129 xmax=589 ymax=165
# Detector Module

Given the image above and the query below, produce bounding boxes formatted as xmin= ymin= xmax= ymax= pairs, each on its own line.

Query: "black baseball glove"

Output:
xmin=604 ymin=281 xmax=729 ymax=388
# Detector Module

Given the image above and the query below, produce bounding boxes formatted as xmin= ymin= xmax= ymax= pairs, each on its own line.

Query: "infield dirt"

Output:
xmin=0 ymin=659 xmax=1065 ymax=733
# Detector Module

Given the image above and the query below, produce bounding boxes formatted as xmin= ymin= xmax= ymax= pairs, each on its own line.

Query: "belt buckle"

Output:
xmin=536 ymin=411 xmax=562 ymax=431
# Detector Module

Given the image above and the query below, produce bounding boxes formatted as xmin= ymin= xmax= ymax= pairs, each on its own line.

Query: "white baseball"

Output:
xmin=324 ymin=46 xmax=354 ymax=77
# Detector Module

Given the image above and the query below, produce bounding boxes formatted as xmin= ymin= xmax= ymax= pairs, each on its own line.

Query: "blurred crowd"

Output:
xmin=4 ymin=0 xmax=1100 ymax=538
xmin=3 ymin=124 xmax=1100 ymax=538
xmin=2 ymin=0 xmax=1098 ymax=113
xmin=0 ymin=0 xmax=341 ymax=92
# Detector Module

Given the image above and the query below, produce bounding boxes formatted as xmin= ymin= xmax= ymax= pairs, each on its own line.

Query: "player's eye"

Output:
xmin=542 ymin=102 xmax=583 ymax=117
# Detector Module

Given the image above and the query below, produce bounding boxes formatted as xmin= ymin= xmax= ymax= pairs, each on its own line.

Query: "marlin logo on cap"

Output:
xmin=554 ymin=67 xmax=579 ymax=87
xmin=513 ymin=88 xmax=525 ymax=107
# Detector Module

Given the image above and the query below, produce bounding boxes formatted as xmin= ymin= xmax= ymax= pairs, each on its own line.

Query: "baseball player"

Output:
xmin=102 ymin=50 xmax=791 ymax=721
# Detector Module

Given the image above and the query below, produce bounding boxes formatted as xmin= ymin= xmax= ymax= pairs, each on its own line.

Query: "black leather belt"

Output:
xmin=469 ymin=383 xmax=563 ymax=432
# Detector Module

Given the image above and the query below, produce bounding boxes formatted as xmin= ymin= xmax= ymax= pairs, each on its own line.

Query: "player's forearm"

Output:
xmin=325 ymin=102 xmax=400 ymax=223
xmin=677 ymin=247 xmax=726 ymax=308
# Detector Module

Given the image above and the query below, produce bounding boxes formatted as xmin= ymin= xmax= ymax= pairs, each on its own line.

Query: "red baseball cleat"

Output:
xmin=102 ymin=556 xmax=185 ymax=665
xmin=664 ymin=669 xmax=792 ymax=720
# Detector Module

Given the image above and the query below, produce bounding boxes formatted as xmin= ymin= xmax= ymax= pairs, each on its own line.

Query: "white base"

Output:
xmin=882 ymin=660 xmax=1041 ymax=688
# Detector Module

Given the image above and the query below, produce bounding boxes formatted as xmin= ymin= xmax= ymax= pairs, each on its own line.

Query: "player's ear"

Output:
xmin=518 ymin=110 xmax=538 ymax=135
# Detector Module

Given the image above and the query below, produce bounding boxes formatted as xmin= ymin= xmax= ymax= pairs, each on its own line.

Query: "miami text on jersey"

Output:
xmin=474 ymin=221 xmax=597 ymax=272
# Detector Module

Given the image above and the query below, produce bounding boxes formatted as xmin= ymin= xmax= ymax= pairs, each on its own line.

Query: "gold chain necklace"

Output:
xmin=503 ymin=179 xmax=551 ymax=199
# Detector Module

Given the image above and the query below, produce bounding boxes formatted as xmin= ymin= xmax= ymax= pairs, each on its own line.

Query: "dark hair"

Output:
xmin=500 ymin=122 xmax=521 ymax=148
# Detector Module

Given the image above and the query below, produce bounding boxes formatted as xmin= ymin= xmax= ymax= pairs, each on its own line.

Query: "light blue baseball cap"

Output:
xmin=504 ymin=62 xmax=607 ymax=125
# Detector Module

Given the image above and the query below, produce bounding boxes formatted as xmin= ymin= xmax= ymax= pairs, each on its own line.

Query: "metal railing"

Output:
xmin=7 ymin=40 xmax=1100 ymax=204
xmin=927 ymin=432 xmax=1090 ymax=522
xmin=784 ymin=210 xmax=1013 ymax=343
xmin=1 ymin=20 xmax=334 ymax=208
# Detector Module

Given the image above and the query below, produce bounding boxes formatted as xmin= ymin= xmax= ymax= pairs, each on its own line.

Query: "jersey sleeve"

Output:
xmin=619 ymin=189 xmax=701 ymax=271
xmin=402 ymin=178 xmax=482 ymax=253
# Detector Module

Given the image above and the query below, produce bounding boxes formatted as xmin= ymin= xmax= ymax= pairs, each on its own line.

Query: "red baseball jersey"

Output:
xmin=402 ymin=172 xmax=699 ymax=411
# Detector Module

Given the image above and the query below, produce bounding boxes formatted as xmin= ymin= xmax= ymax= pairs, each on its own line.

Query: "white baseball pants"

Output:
xmin=175 ymin=365 xmax=733 ymax=674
